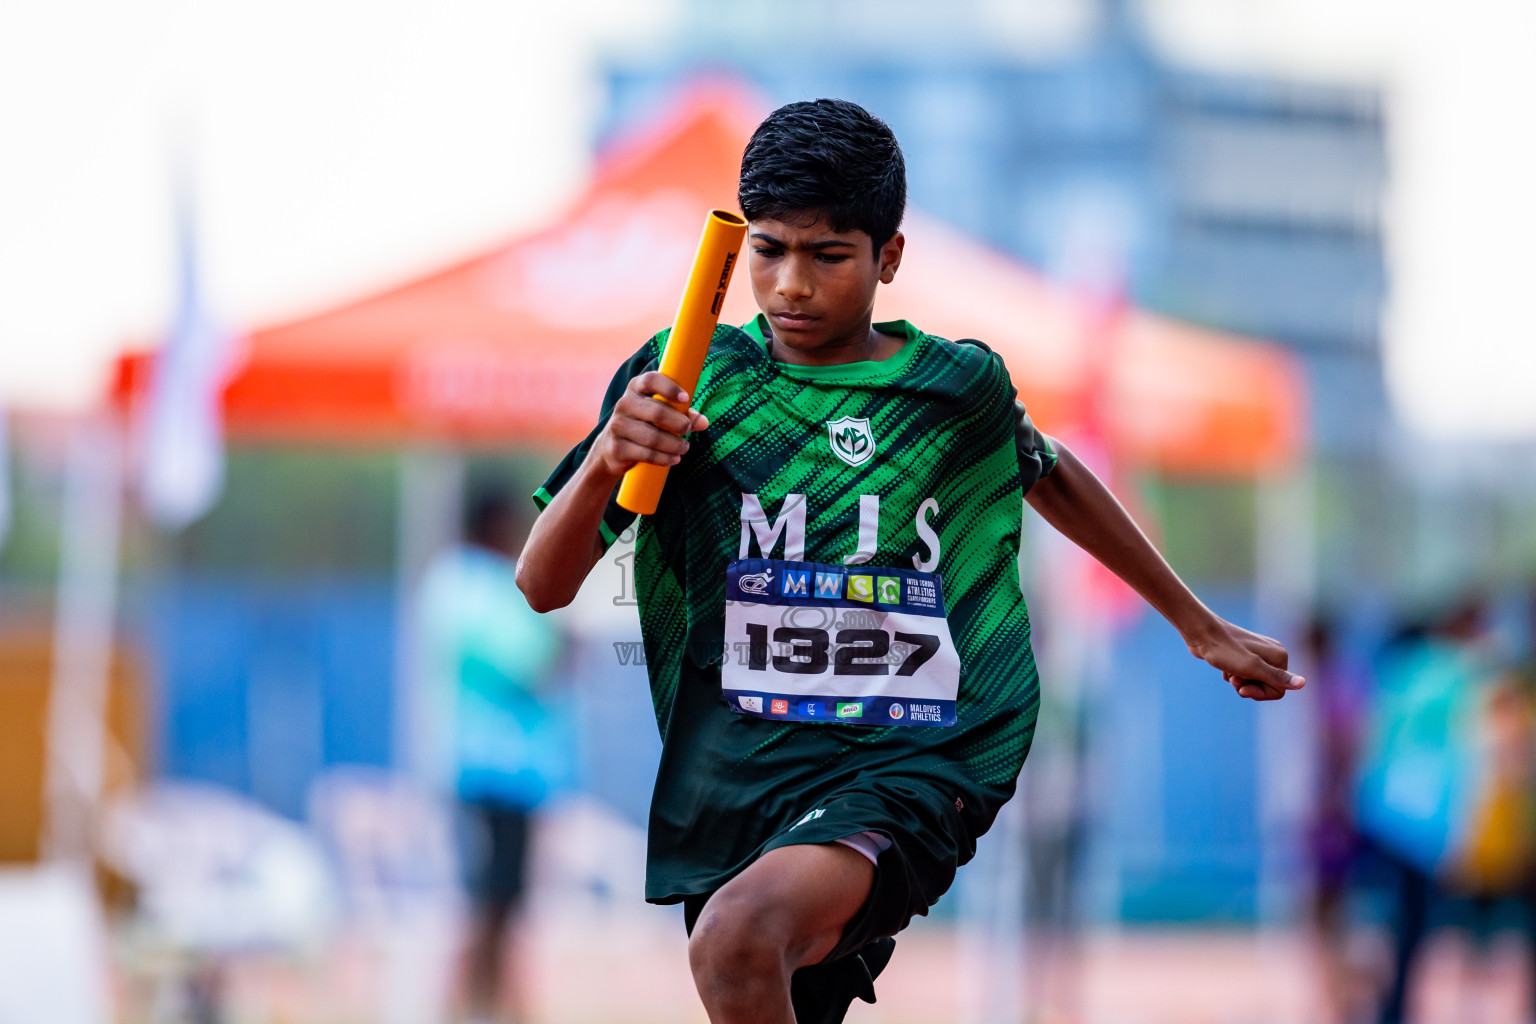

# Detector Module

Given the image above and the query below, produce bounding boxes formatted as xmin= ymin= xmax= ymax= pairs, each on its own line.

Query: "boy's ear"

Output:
xmin=878 ymin=231 xmax=905 ymax=285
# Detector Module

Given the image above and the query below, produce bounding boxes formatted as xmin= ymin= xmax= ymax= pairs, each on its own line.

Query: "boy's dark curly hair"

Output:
xmin=738 ymin=98 xmax=906 ymax=250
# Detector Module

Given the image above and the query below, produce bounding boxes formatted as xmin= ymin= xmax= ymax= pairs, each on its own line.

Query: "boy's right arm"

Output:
xmin=516 ymin=371 xmax=708 ymax=612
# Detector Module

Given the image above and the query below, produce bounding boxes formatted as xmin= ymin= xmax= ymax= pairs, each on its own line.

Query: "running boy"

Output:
xmin=517 ymin=99 xmax=1302 ymax=1024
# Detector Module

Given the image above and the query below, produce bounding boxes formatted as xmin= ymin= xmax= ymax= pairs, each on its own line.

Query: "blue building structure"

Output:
xmin=603 ymin=0 xmax=1387 ymax=455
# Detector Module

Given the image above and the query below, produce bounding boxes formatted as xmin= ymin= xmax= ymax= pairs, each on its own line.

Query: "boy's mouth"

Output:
xmin=770 ymin=311 xmax=819 ymax=329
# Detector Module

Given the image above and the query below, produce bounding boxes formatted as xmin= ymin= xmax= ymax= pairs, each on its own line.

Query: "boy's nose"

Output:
xmin=776 ymin=257 xmax=814 ymax=300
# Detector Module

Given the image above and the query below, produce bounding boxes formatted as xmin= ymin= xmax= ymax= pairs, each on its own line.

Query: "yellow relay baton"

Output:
xmin=616 ymin=209 xmax=747 ymax=515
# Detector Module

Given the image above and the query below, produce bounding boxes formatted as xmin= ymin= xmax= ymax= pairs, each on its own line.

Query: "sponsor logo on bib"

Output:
xmin=847 ymin=575 xmax=874 ymax=602
xmin=836 ymin=702 xmax=863 ymax=718
xmin=877 ymin=576 xmax=901 ymax=604
xmin=738 ymin=695 xmax=763 ymax=713
xmin=827 ymin=416 xmax=875 ymax=468
xmin=889 ymin=703 xmax=905 ymax=720
xmin=771 ymin=699 xmax=789 ymax=715
xmin=908 ymin=702 xmax=943 ymax=723
xmin=738 ymin=567 xmax=774 ymax=596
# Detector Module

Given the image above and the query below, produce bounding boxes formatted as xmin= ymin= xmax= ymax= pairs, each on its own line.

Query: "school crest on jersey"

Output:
xmin=826 ymin=416 xmax=875 ymax=468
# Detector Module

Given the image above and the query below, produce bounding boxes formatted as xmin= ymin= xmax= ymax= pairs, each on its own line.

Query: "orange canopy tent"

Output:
xmin=113 ymin=86 xmax=1304 ymax=475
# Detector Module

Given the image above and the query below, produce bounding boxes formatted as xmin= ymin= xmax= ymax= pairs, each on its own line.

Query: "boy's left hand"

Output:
xmin=1185 ymin=620 xmax=1305 ymax=701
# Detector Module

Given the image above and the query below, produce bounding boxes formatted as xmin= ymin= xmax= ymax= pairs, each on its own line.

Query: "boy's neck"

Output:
xmin=764 ymin=318 xmax=906 ymax=368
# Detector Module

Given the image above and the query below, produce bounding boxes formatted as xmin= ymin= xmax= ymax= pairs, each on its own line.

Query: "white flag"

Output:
xmin=0 ymin=403 xmax=11 ymax=553
xmin=140 ymin=188 xmax=236 ymax=528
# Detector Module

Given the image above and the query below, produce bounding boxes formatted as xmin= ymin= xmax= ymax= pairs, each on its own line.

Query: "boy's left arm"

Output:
xmin=1024 ymin=437 xmax=1304 ymax=701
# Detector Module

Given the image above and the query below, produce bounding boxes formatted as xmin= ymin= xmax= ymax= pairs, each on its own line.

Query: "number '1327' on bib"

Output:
xmin=723 ymin=558 xmax=960 ymax=727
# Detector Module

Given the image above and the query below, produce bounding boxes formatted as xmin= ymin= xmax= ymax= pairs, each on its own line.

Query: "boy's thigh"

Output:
xmin=687 ymin=843 xmax=874 ymax=969
xmin=685 ymin=775 xmax=978 ymax=964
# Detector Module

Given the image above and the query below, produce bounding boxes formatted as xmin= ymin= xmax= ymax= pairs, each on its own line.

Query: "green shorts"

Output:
xmin=682 ymin=772 xmax=976 ymax=962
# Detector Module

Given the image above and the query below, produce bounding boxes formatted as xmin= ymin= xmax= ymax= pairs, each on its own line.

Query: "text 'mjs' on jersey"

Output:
xmin=535 ymin=316 xmax=1054 ymax=902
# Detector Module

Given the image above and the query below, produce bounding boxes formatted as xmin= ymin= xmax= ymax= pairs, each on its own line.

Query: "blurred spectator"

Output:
xmin=1353 ymin=598 xmax=1532 ymax=1024
xmin=416 ymin=487 xmax=567 ymax=1024
xmin=1301 ymin=614 xmax=1368 ymax=1020
xmin=1447 ymin=673 xmax=1536 ymax=898
xmin=1439 ymin=600 xmax=1536 ymax=1023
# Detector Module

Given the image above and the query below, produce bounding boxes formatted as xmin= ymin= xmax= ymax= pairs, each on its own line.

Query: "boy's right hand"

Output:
xmin=590 ymin=371 xmax=711 ymax=479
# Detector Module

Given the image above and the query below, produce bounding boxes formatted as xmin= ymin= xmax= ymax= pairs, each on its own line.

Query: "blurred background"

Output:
xmin=3 ymin=1 xmax=1536 ymax=1022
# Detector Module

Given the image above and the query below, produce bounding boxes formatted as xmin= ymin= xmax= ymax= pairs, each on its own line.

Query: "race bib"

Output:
xmin=723 ymin=558 xmax=960 ymax=727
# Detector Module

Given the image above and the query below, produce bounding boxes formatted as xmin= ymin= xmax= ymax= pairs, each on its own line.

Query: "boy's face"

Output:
xmin=746 ymin=212 xmax=903 ymax=355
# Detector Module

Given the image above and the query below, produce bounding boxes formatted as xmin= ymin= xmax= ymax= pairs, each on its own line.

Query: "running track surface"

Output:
xmin=153 ymin=913 xmax=1531 ymax=1024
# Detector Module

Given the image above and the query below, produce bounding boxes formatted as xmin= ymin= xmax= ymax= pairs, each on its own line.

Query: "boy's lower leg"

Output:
xmin=688 ymin=842 xmax=875 ymax=1024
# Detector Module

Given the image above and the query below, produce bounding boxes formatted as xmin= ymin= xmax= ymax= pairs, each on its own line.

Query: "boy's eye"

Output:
xmin=753 ymin=246 xmax=783 ymax=257
xmin=815 ymin=253 xmax=849 ymax=264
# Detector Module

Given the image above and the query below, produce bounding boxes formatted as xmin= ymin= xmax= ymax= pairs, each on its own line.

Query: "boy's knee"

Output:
xmin=688 ymin=843 xmax=873 ymax=1006
xmin=688 ymin=889 xmax=793 ymax=992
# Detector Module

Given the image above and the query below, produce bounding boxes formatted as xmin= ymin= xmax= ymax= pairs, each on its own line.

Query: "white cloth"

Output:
xmin=834 ymin=830 xmax=892 ymax=867
xmin=140 ymin=189 xmax=237 ymax=528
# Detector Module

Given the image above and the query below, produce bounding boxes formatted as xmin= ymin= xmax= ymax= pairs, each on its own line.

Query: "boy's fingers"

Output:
xmin=1256 ymin=654 xmax=1304 ymax=690
xmin=1230 ymin=637 xmax=1301 ymax=690
xmin=612 ymin=419 xmax=691 ymax=456
xmin=612 ymin=438 xmax=683 ymax=466
xmin=629 ymin=371 xmax=689 ymax=406
xmin=1230 ymin=669 xmax=1282 ymax=700
xmin=1237 ymin=681 xmax=1281 ymax=701
xmin=1248 ymin=654 xmax=1302 ymax=692
xmin=620 ymin=394 xmax=696 ymax=435
xmin=687 ymin=408 xmax=710 ymax=432
xmin=1230 ymin=656 xmax=1303 ymax=698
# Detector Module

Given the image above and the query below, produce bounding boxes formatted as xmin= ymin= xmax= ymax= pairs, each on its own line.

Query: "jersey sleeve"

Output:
xmin=1012 ymin=393 xmax=1058 ymax=497
xmin=954 ymin=338 xmax=1059 ymax=498
xmin=531 ymin=336 xmax=661 ymax=552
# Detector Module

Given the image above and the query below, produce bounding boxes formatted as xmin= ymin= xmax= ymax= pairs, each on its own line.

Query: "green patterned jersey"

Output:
xmin=535 ymin=315 xmax=1054 ymax=901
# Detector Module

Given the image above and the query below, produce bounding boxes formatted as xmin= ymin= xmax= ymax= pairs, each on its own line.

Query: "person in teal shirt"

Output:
xmin=418 ymin=488 xmax=564 ymax=1024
